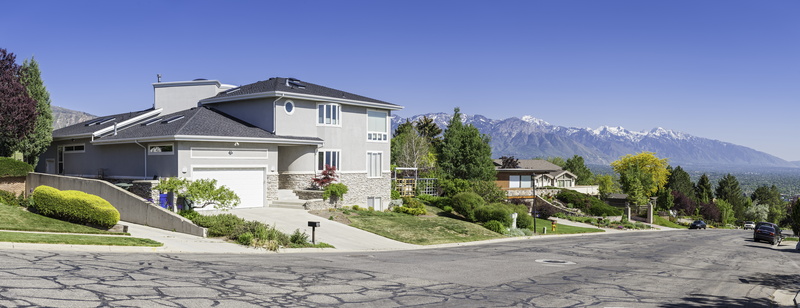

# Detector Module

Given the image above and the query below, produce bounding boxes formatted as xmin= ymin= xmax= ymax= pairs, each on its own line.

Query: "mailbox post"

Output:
xmin=308 ymin=221 xmax=320 ymax=244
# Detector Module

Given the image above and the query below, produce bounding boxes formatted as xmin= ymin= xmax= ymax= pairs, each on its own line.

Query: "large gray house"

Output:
xmin=35 ymin=78 xmax=402 ymax=210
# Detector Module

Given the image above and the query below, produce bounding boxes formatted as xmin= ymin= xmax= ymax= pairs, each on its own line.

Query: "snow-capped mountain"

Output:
xmin=391 ymin=113 xmax=794 ymax=168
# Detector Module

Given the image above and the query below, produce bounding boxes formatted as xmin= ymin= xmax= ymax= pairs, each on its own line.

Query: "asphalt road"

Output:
xmin=0 ymin=229 xmax=798 ymax=307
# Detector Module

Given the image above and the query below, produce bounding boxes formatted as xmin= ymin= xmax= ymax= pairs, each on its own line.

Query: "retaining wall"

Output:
xmin=26 ymin=173 xmax=207 ymax=237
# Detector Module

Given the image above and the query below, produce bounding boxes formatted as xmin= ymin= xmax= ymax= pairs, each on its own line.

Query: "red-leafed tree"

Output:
xmin=0 ymin=49 xmax=37 ymax=157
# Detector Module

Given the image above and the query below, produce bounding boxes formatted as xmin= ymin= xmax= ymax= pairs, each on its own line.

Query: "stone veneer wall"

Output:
xmin=266 ymin=174 xmax=279 ymax=201
xmin=279 ymin=173 xmax=313 ymax=190
xmin=339 ymin=172 xmax=391 ymax=207
xmin=130 ymin=180 xmax=159 ymax=202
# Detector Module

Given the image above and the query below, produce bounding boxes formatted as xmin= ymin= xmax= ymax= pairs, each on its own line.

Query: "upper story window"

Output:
xmin=509 ymin=175 xmax=532 ymax=188
xmin=367 ymin=110 xmax=388 ymax=142
xmin=284 ymin=100 xmax=295 ymax=115
xmin=149 ymin=143 xmax=174 ymax=155
xmin=63 ymin=144 xmax=85 ymax=153
xmin=317 ymin=103 xmax=340 ymax=126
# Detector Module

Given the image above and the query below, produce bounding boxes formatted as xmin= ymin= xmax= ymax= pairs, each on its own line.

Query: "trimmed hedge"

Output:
xmin=30 ymin=186 xmax=120 ymax=229
xmin=0 ymin=157 xmax=33 ymax=177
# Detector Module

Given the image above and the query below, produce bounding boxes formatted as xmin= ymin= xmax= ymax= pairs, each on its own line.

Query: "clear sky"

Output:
xmin=5 ymin=1 xmax=800 ymax=160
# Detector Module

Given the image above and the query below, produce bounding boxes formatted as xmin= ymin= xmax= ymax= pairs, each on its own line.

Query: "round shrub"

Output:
xmin=484 ymin=220 xmax=506 ymax=234
xmin=475 ymin=203 xmax=513 ymax=227
xmin=442 ymin=205 xmax=453 ymax=213
xmin=451 ymin=192 xmax=485 ymax=222
xmin=30 ymin=186 xmax=120 ymax=229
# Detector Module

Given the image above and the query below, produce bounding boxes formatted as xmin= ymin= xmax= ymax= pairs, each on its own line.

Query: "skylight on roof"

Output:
xmin=286 ymin=78 xmax=306 ymax=89
xmin=224 ymin=87 xmax=241 ymax=95
xmin=141 ymin=118 xmax=163 ymax=126
xmin=85 ymin=117 xmax=116 ymax=126
xmin=162 ymin=115 xmax=185 ymax=124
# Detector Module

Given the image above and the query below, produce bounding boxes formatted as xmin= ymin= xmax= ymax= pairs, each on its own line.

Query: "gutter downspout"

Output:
xmin=135 ymin=140 xmax=147 ymax=179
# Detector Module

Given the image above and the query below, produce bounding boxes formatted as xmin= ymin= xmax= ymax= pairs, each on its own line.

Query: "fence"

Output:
xmin=394 ymin=178 xmax=438 ymax=197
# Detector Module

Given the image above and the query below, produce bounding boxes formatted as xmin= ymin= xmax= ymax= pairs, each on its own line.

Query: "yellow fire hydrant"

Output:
xmin=551 ymin=220 xmax=557 ymax=232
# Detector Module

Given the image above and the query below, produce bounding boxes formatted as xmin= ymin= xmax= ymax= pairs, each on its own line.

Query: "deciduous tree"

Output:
xmin=0 ymin=49 xmax=37 ymax=157
xmin=610 ymin=152 xmax=669 ymax=204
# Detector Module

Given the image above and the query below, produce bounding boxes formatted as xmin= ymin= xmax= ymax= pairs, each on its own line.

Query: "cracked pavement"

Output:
xmin=0 ymin=230 xmax=798 ymax=307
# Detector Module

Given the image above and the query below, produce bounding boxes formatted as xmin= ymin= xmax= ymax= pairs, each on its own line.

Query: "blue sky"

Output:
xmin=5 ymin=1 xmax=800 ymax=161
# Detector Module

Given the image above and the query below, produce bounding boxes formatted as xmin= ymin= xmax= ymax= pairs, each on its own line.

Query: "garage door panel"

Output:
xmin=192 ymin=168 xmax=265 ymax=209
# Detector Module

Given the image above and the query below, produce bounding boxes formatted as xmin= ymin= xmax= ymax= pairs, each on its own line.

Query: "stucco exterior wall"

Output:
xmin=208 ymin=98 xmax=275 ymax=133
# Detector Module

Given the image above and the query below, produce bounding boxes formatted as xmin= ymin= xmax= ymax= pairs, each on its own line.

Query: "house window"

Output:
xmin=509 ymin=175 xmax=532 ymax=188
xmin=367 ymin=110 xmax=388 ymax=141
xmin=318 ymin=150 xmax=341 ymax=171
xmin=558 ymin=179 xmax=571 ymax=187
xmin=284 ymin=100 xmax=295 ymax=115
xmin=317 ymin=103 xmax=340 ymax=126
xmin=63 ymin=144 xmax=85 ymax=153
xmin=368 ymin=197 xmax=382 ymax=210
xmin=367 ymin=152 xmax=382 ymax=178
xmin=149 ymin=143 xmax=174 ymax=155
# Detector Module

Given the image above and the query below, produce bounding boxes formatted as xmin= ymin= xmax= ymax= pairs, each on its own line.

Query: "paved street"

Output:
xmin=0 ymin=229 xmax=798 ymax=307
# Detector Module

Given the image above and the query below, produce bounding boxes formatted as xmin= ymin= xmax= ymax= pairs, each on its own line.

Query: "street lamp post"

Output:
xmin=532 ymin=172 xmax=537 ymax=234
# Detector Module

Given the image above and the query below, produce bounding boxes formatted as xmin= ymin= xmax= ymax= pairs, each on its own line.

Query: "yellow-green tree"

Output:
xmin=610 ymin=152 xmax=669 ymax=205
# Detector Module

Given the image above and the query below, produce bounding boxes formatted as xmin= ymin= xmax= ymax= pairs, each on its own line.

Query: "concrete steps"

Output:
xmin=269 ymin=189 xmax=316 ymax=209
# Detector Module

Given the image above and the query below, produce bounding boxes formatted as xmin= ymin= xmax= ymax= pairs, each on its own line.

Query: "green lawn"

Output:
xmin=0 ymin=205 xmax=127 ymax=234
xmin=0 ymin=205 xmax=162 ymax=247
xmin=0 ymin=231 xmax=162 ymax=246
xmin=531 ymin=218 xmax=605 ymax=235
xmin=342 ymin=206 xmax=603 ymax=245
xmin=653 ymin=216 xmax=687 ymax=229
xmin=348 ymin=210 xmax=504 ymax=245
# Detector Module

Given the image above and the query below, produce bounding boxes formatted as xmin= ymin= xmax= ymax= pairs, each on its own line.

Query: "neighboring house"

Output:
xmin=494 ymin=159 xmax=599 ymax=198
xmin=494 ymin=159 xmax=562 ymax=199
xmin=36 ymin=78 xmax=402 ymax=210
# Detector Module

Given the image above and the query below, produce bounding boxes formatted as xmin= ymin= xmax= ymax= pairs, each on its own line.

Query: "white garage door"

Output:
xmin=192 ymin=167 xmax=265 ymax=209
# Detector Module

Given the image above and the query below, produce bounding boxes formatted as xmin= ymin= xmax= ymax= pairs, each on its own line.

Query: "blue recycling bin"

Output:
xmin=159 ymin=194 xmax=170 ymax=209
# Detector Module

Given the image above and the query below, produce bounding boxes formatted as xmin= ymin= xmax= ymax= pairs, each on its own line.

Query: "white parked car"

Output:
xmin=743 ymin=221 xmax=755 ymax=230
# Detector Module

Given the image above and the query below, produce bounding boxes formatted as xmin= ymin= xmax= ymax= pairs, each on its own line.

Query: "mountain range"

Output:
xmin=391 ymin=113 xmax=796 ymax=168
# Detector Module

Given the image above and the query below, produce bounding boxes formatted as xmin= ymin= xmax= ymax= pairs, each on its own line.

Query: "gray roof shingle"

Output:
xmin=57 ymin=106 xmax=321 ymax=144
xmin=208 ymin=77 xmax=398 ymax=107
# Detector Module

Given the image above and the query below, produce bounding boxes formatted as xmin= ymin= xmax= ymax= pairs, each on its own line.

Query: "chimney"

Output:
xmin=152 ymin=79 xmax=228 ymax=115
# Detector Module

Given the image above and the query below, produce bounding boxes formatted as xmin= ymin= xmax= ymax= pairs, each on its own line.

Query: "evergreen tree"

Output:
xmin=0 ymin=49 xmax=37 ymax=157
xmin=789 ymin=198 xmax=800 ymax=238
xmin=655 ymin=186 xmax=674 ymax=211
xmin=694 ymin=174 xmax=714 ymax=204
xmin=438 ymin=107 xmax=495 ymax=181
xmin=564 ymin=155 xmax=594 ymax=185
xmin=414 ymin=115 xmax=442 ymax=150
xmin=667 ymin=166 xmax=694 ymax=200
xmin=17 ymin=57 xmax=52 ymax=165
xmin=715 ymin=174 xmax=748 ymax=220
